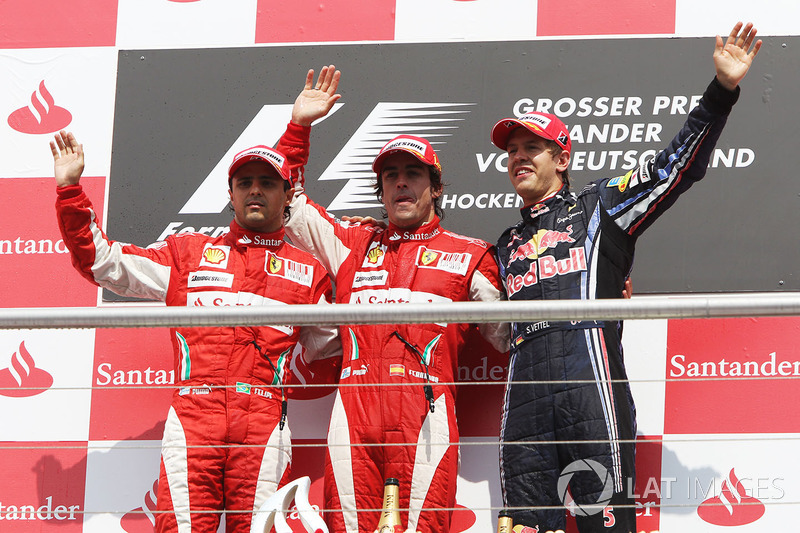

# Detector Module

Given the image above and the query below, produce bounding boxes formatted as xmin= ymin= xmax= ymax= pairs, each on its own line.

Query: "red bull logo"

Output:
xmin=506 ymin=248 xmax=587 ymax=297
xmin=509 ymin=226 xmax=576 ymax=263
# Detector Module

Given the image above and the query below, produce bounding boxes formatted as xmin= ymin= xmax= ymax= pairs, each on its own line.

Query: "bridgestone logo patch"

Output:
xmin=188 ymin=271 xmax=234 ymax=288
xmin=352 ymin=270 xmax=389 ymax=288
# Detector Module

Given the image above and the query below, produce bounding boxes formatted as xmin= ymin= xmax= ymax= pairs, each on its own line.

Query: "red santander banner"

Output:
xmin=665 ymin=317 xmax=800 ymax=434
xmin=89 ymin=328 xmax=174 ymax=441
xmin=0 ymin=177 xmax=106 ymax=308
xmin=0 ymin=441 xmax=87 ymax=531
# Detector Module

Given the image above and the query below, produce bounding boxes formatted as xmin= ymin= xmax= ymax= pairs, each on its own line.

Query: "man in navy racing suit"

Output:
xmin=492 ymin=22 xmax=762 ymax=532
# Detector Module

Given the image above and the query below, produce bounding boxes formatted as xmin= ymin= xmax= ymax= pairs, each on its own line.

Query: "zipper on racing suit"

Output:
xmin=250 ymin=340 xmax=288 ymax=430
xmin=391 ymin=330 xmax=436 ymax=413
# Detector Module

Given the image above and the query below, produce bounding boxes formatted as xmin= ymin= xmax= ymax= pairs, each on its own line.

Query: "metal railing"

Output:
xmin=2 ymin=292 xmax=799 ymax=329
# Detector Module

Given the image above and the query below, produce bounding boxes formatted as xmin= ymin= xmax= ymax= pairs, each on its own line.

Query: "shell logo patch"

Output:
xmin=361 ymin=242 xmax=387 ymax=268
xmin=202 ymin=248 xmax=226 ymax=265
xmin=199 ymin=244 xmax=230 ymax=269
xmin=367 ymin=246 xmax=384 ymax=264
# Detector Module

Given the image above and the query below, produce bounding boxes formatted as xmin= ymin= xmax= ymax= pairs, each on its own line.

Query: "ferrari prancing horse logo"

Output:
xmin=268 ymin=255 xmax=283 ymax=274
xmin=421 ymin=250 xmax=439 ymax=265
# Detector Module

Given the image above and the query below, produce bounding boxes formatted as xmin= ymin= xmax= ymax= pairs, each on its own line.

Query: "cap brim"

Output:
xmin=228 ymin=155 xmax=290 ymax=183
xmin=372 ymin=147 xmax=430 ymax=174
xmin=492 ymin=118 xmax=547 ymax=151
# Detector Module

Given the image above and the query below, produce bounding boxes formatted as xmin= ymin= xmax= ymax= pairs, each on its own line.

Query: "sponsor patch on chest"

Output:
xmin=361 ymin=242 xmax=387 ymax=267
xmin=352 ymin=270 xmax=389 ymax=288
xmin=187 ymin=271 xmax=234 ymax=288
xmin=415 ymin=247 xmax=471 ymax=276
xmin=265 ymin=251 xmax=313 ymax=287
xmin=508 ymin=226 xmax=576 ymax=264
xmin=506 ymin=247 xmax=587 ymax=297
xmin=199 ymin=244 xmax=230 ymax=269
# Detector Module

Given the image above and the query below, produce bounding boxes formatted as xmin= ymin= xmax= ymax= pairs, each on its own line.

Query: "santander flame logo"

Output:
xmin=0 ymin=342 xmax=54 ymax=397
xmin=8 ymin=81 xmax=72 ymax=134
xmin=697 ymin=468 xmax=766 ymax=526
xmin=121 ymin=480 xmax=159 ymax=532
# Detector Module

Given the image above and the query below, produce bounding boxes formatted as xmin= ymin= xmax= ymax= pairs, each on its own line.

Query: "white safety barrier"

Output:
xmin=4 ymin=293 xmax=800 ymax=530
xmin=2 ymin=292 xmax=800 ymax=329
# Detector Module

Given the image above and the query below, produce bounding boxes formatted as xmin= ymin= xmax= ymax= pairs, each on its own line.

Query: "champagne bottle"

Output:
xmin=497 ymin=509 xmax=513 ymax=533
xmin=374 ymin=478 xmax=404 ymax=533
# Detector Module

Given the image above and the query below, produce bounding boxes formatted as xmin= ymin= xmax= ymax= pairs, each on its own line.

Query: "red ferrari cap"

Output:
xmin=372 ymin=135 xmax=442 ymax=174
xmin=228 ymin=145 xmax=291 ymax=185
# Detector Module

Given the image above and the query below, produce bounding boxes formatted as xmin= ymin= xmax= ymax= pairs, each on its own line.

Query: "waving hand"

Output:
xmin=714 ymin=22 xmax=762 ymax=91
xmin=291 ymin=65 xmax=342 ymax=127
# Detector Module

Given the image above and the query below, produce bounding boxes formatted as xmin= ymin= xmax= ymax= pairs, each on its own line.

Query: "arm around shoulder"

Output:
xmin=469 ymin=246 xmax=510 ymax=352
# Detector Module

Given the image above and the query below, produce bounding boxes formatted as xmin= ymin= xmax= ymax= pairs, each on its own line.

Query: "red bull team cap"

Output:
xmin=491 ymin=112 xmax=572 ymax=153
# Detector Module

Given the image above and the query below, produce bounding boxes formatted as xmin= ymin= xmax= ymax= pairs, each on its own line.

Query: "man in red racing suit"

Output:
xmin=52 ymin=132 xmax=340 ymax=532
xmin=274 ymin=66 xmax=508 ymax=533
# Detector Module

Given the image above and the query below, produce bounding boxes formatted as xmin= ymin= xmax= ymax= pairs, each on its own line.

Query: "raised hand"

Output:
xmin=714 ymin=22 xmax=762 ymax=91
xmin=50 ymin=130 xmax=84 ymax=188
xmin=291 ymin=65 xmax=342 ymax=127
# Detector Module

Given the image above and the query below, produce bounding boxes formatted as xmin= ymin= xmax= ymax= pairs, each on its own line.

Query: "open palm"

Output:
xmin=714 ymin=22 xmax=762 ymax=91
xmin=291 ymin=65 xmax=342 ymax=127
xmin=50 ymin=130 xmax=84 ymax=187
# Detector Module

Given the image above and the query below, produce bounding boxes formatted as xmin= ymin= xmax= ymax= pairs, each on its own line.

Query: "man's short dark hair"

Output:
xmin=544 ymin=140 xmax=571 ymax=188
xmin=282 ymin=181 xmax=291 ymax=221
